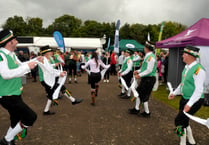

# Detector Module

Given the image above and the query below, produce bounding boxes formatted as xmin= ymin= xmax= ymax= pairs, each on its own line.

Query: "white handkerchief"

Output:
xmin=184 ymin=111 xmax=209 ymax=129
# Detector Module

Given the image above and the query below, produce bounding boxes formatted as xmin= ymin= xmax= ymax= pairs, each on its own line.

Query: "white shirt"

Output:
xmin=38 ymin=56 xmax=61 ymax=87
xmin=82 ymin=58 xmax=110 ymax=73
xmin=118 ymin=54 xmax=125 ymax=65
xmin=80 ymin=54 xmax=85 ymax=63
xmin=0 ymin=48 xmax=30 ymax=79
xmin=137 ymin=52 xmax=156 ymax=77
xmin=173 ymin=61 xmax=206 ymax=107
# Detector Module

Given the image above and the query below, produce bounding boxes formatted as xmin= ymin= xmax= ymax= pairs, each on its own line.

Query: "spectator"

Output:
xmin=30 ymin=51 xmax=38 ymax=82
xmin=17 ymin=50 xmax=27 ymax=62
xmin=102 ymin=52 xmax=111 ymax=83
xmin=110 ymin=51 xmax=118 ymax=75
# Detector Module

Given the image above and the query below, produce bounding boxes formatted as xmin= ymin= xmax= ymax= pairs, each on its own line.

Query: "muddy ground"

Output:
xmin=0 ymin=73 xmax=209 ymax=145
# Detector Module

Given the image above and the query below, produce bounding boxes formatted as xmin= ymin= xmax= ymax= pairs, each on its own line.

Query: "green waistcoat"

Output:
xmin=133 ymin=55 xmax=141 ymax=67
xmin=54 ymin=54 xmax=59 ymax=64
xmin=121 ymin=57 xmax=132 ymax=72
xmin=38 ymin=66 xmax=44 ymax=82
xmin=140 ymin=53 xmax=157 ymax=77
xmin=181 ymin=63 xmax=205 ymax=99
xmin=0 ymin=51 xmax=22 ymax=96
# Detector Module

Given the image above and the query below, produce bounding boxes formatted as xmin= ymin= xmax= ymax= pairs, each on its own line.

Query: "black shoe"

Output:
xmin=74 ymin=80 xmax=78 ymax=83
xmin=120 ymin=95 xmax=130 ymax=99
xmin=139 ymin=111 xmax=151 ymax=118
xmin=0 ymin=138 xmax=15 ymax=145
xmin=43 ymin=111 xmax=55 ymax=115
xmin=186 ymin=142 xmax=196 ymax=145
xmin=72 ymin=98 xmax=83 ymax=105
xmin=90 ymin=102 xmax=95 ymax=106
xmin=69 ymin=80 xmax=71 ymax=84
xmin=118 ymin=92 xmax=125 ymax=96
xmin=128 ymin=108 xmax=140 ymax=114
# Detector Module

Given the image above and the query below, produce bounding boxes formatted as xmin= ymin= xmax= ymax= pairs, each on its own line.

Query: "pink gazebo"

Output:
xmin=156 ymin=18 xmax=209 ymax=95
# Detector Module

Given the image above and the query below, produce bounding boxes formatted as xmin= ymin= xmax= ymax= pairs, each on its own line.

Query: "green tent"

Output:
xmin=109 ymin=39 xmax=144 ymax=52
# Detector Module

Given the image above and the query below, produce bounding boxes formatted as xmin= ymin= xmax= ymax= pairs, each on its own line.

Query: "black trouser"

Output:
xmin=175 ymin=98 xmax=204 ymax=128
xmin=41 ymin=77 xmax=66 ymax=100
xmin=110 ymin=64 xmax=116 ymax=75
xmin=0 ymin=95 xmax=37 ymax=127
xmin=136 ymin=76 xmax=156 ymax=102
xmin=104 ymin=69 xmax=110 ymax=80
xmin=89 ymin=72 xmax=101 ymax=89
xmin=133 ymin=66 xmax=140 ymax=71
xmin=31 ymin=66 xmax=38 ymax=81
xmin=122 ymin=71 xmax=133 ymax=88
xmin=68 ymin=62 xmax=77 ymax=77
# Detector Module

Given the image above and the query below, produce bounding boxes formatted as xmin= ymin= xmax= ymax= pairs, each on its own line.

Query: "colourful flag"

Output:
xmin=53 ymin=31 xmax=65 ymax=53
xmin=156 ymin=21 xmax=165 ymax=54
xmin=158 ymin=21 xmax=165 ymax=41
xmin=113 ymin=20 xmax=120 ymax=54
xmin=147 ymin=32 xmax=150 ymax=41
xmin=106 ymin=37 xmax=111 ymax=52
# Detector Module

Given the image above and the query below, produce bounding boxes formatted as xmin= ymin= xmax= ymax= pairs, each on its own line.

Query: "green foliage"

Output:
xmin=45 ymin=14 xmax=82 ymax=37
xmin=3 ymin=15 xmax=27 ymax=36
xmin=26 ymin=17 xmax=43 ymax=36
xmin=162 ymin=21 xmax=186 ymax=40
xmin=2 ymin=14 xmax=187 ymax=45
xmin=152 ymin=84 xmax=209 ymax=119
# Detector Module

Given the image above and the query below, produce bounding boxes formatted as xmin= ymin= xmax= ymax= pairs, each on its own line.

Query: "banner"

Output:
xmin=147 ymin=32 xmax=150 ymax=41
xmin=113 ymin=20 xmax=120 ymax=54
xmin=106 ymin=37 xmax=111 ymax=52
xmin=158 ymin=21 xmax=165 ymax=41
xmin=156 ymin=21 xmax=165 ymax=54
xmin=53 ymin=31 xmax=65 ymax=53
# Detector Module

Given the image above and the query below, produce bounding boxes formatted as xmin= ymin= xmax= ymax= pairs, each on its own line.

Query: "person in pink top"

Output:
xmin=82 ymin=52 xmax=110 ymax=106
xmin=156 ymin=55 xmax=162 ymax=81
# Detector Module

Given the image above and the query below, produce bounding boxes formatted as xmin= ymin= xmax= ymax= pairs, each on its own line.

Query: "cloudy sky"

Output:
xmin=0 ymin=0 xmax=209 ymax=28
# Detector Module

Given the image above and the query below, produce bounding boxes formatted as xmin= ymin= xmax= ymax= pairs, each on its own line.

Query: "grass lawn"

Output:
xmin=152 ymin=84 xmax=209 ymax=119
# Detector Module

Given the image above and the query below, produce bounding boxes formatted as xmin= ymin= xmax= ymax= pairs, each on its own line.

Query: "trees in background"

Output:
xmin=1 ymin=14 xmax=186 ymax=45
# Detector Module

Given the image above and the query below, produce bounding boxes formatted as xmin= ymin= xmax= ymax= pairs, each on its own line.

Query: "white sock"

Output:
xmin=180 ymin=129 xmax=187 ymax=145
xmin=186 ymin=126 xmax=196 ymax=144
xmin=6 ymin=127 xmax=13 ymax=135
xmin=74 ymin=78 xmax=77 ymax=81
xmin=64 ymin=93 xmax=75 ymax=102
xmin=5 ymin=123 xmax=23 ymax=142
xmin=127 ymin=88 xmax=131 ymax=96
xmin=143 ymin=102 xmax=149 ymax=113
xmin=44 ymin=99 xmax=52 ymax=112
xmin=69 ymin=78 xmax=71 ymax=81
xmin=121 ymin=86 xmax=125 ymax=93
xmin=135 ymin=97 xmax=140 ymax=110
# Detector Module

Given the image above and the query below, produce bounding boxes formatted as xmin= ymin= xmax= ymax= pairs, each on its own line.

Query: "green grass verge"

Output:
xmin=152 ymin=84 xmax=209 ymax=119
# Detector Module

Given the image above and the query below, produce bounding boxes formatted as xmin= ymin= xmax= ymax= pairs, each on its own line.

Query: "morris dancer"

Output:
xmin=118 ymin=49 xmax=133 ymax=99
xmin=81 ymin=52 xmax=110 ymax=106
xmin=132 ymin=50 xmax=141 ymax=71
xmin=0 ymin=29 xmax=39 ymax=145
xmin=129 ymin=41 xmax=157 ymax=118
xmin=38 ymin=45 xmax=82 ymax=115
xmin=168 ymin=46 xmax=205 ymax=145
